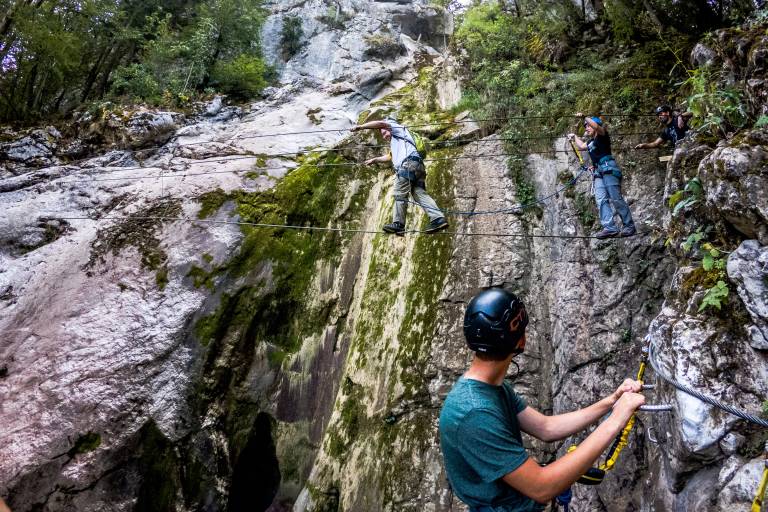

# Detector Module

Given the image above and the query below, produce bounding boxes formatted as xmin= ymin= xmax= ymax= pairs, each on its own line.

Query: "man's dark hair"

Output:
xmin=475 ymin=351 xmax=512 ymax=362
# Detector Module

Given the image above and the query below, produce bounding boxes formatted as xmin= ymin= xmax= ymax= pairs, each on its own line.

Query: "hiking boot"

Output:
xmin=425 ymin=217 xmax=449 ymax=233
xmin=620 ymin=226 xmax=637 ymax=237
xmin=383 ymin=221 xmax=406 ymax=236
xmin=594 ymin=228 xmax=619 ymax=239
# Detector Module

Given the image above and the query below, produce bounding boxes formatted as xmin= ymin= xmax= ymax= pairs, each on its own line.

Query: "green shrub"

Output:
xmin=699 ymin=280 xmax=729 ymax=311
xmin=211 ymin=54 xmax=268 ymax=99
xmin=317 ymin=6 xmax=349 ymax=29
xmin=110 ymin=64 xmax=162 ymax=102
xmin=281 ymin=16 xmax=304 ymax=60
xmin=684 ymin=68 xmax=748 ymax=138
xmin=364 ymin=34 xmax=405 ymax=59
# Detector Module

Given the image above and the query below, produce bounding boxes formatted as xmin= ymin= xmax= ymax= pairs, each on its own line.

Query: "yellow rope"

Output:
xmin=568 ymin=139 xmax=585 ymax=166
xmin=753 ymin=461 xmax=768 ymax=512
xmin=599 ymin=361 xmax=647 ymax=472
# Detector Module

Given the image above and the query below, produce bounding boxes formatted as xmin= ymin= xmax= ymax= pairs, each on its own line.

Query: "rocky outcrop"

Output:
xmin=728 ymin=240 xmax=768 ymax=350
xmin=638 ymin=122 xmax=768 ymax=511
xmin=697 ymin=130 xmax=768 ymax=244
xmin=2 ymin=7 xmax=768 ymax=512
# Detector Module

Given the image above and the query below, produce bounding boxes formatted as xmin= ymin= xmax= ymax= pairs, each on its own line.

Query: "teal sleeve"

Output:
xmin=456 ymin=408 xmax=529 ymax=483
xmin=513 ymin=394 xmax=527 ymax=414
xmin=503 ymin=381 xmax=528 ymax=414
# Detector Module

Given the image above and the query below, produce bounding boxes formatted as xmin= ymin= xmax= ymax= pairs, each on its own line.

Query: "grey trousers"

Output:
xmin=392 ymin=175 xmax=443 ymax=224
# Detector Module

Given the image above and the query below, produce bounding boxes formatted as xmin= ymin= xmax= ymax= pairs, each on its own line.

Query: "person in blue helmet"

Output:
xmin=351 ymin=117 xmax=448 ymax=236
xmin=439 ymin=288 xmax=645 ymax=512
xmin=568 ymin=115 xmax=636 ymax=239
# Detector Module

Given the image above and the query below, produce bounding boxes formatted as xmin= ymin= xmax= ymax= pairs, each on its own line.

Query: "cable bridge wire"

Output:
xmin=51 ymin=131 xmax=653 ymax=185
xmin=191 ymin=112 xmax=662 ymax=141
xmin=394 ymin=164 xmax=591 ymax=216
xmin=23 ymin=115 xmax=658 ymax=236
xmin=133 ymin=130 xmax=659 ymax=158
xmin=43 ymin=215 xmax=644 ymax=240
xmin=33 ymin=110 xmax=661 ymax=172
xmin=647 ymin=337 xmax=768 ymax=428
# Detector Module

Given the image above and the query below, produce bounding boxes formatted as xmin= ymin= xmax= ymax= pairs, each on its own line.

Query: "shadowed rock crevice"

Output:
xmin=228 ymin=413 xmax=281 ymax=512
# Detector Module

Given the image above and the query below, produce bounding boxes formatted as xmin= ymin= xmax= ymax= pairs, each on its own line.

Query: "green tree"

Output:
xmin=280 ymin=16 xmax=303 ymax=60
xmin=0 ymin=0 xmax=269 ymax=122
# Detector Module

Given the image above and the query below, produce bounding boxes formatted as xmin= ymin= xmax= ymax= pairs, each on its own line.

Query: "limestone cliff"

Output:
xmin=1 ymin=4 xmax=767 ymax=512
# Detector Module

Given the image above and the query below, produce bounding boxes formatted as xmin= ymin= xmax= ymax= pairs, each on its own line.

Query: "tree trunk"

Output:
xmin=0 ymin=0 xmax=23 ymax=38
xmin=94 ymin=45 xmax=119 ymax=98
xmin=0 ymin=0 xmax=45 ymax=39
xmin=23 ymin=61 xmax=38 ymax=117
xmin=81 ymin=46 xmax=109 ymax=102
xmin=31 ymin=68 xmax=49 ymax=113
xmin=53 ymin=87 xmax=66 ymax=112
xmin=0 ymin=35 xmax=16 ymax=62
xmin=641 ymin=0 xmax=663 ymax=28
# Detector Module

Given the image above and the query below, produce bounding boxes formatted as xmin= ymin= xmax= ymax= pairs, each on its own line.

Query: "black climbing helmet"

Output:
xmin=463 ymin=288 xmax=529 ymax=356
xmin=655 ymin=105 xmax=672 ymax=115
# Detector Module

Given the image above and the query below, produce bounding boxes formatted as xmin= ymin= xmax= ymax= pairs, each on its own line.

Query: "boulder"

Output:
xmin=0 ymin=129 xmax=60 ymax=169
xmin=698 ymin=131 xmax=768 ymax=243
xmin=727 ymin=240 xmax=768 ymax=350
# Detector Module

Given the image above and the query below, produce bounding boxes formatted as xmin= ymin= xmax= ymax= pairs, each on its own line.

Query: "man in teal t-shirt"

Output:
xmin=439 ymin=288 xmax=646 ymax=511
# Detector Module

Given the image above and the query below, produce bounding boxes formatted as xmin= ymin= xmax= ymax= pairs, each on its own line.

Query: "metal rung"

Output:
xmin=642 ymin=384 xmax=656 ymax=390
xmin=639 ymin=404 xmax=673 ymax=412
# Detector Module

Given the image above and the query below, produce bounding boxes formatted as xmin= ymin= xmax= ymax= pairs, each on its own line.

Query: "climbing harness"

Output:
xmin=753 ymin=442 xmax=768 ymax=512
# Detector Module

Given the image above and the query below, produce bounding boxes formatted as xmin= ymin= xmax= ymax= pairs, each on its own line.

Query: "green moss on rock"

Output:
xmin=196 ymin=188 xmax=231 ymax=219
xmin=156 ymin=266 xmax=169 ymax=290
xmin=193 ymin=150 xmax=377 ymax=356
xmin=68 ymin=432 xmax=101 ymax=457
xmin=87 ymin=199 xmax=181 ymax=276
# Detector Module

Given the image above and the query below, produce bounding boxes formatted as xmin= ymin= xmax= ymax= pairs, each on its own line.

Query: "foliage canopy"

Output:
xmin=0 ymin=0 xmax=270 ymax=122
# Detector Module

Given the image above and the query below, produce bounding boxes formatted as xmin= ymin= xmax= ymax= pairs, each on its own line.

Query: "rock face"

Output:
xmin=2 ymin=6 xmax=768 ymax=512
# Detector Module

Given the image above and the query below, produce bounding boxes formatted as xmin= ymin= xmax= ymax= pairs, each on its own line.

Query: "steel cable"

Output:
xmin=647 ymin=337 xmax=768 ymax=428
xmin=45 ymin=215 xmax=638 ymax=240
xmin=395 ymin=165 xmax=590 ymax=216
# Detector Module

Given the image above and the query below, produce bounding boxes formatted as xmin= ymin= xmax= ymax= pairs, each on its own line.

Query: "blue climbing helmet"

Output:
xmin=585 ymin=116 xmax=603 ymax=127
xmin=464 ymin=288 xmax=529 ymax=356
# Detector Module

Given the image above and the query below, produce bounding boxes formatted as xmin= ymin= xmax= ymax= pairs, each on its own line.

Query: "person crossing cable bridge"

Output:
xmin=439 ymin=288 xmax=646 ymax=512
xmin=351 ymin=117 xmax=449 ymax=236
xmin=635 ymin=105 xmax=693 ymax=150
xmin=568 ymin=115 xmax=636 ymax=239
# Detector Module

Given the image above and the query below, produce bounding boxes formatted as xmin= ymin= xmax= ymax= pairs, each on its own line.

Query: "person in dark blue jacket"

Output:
xmin=635 ymin=105 xmax=693 ymax=149
xmin=568 ymin=115 xmax=636 ymax=239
